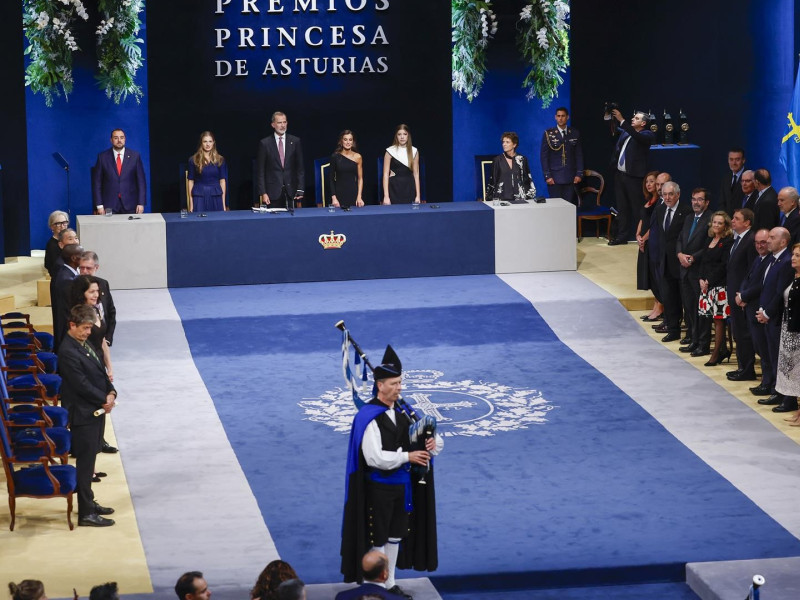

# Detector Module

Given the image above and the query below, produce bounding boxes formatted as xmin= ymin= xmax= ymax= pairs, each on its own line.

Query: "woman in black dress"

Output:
xmin=329 ymin=130 xmax=364 ymax=208
xmin=697 ymin=211 xmax=734 ymax=367
xmin=69 ymin=275 xmax=113 ymax=381
xmin=44 ymin=210 xmax=70 ymax=277
xmin=382 ymin=124 xmax=420 ymax=204
xmin=488 ymin=132 xmax=536 ymax=201
xmin=636 ymin=172 xmax=663 ymax=320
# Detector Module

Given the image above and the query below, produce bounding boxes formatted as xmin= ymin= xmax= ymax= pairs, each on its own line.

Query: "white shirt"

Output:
xmin=114 ymin=148 xmax=125 ymax=166
xmin=385 ymin=145 xmax=418 ymax=169
xmin=361 ymin=405 xmax=443 ymax=471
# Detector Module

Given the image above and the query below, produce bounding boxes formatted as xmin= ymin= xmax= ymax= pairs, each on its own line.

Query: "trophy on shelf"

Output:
xmin=663 ymin=109 xmax=674 ymax=145
xmin=678 ymin=109 xmax=689 ymax=145
xmin=647 ymin=109 xmax=658 ymax=138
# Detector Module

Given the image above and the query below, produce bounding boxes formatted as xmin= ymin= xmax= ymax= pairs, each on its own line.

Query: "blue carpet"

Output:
xmin=440 ymin=582 xmax=700 ymax=600
xmin=170 ymin=275 xmax=800 ymax=587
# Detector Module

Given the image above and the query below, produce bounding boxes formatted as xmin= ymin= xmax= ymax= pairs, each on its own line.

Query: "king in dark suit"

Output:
xmin=58 ymin=304 xmax=118 ymax=527
xmin=608 ymin=109 xmax=656 ymax=245
xmin=92 ymin=128 xmax=147 ymax=215
xmin=539 ymin=106 xmax=584 ymax=206
xmin=256 ymin=111 xmax=305 ymax=209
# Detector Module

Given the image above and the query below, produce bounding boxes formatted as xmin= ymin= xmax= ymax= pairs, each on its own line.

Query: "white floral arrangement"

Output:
xmin=452 ymin=0 xmax=498 ymax=102
xmin=22 ymin=0 xmax=145 ymax=106
xmin=95 ymin=0 xmax=145 ymax=104
xmin=517 ymin=0 xmax=570 ymax=107
xmin=23 ymin=0 xmax=89 ymax=106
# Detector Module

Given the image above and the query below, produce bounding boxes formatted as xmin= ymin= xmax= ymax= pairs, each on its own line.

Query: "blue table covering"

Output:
xmin=165 ymin=203 xmax=495 ymax=287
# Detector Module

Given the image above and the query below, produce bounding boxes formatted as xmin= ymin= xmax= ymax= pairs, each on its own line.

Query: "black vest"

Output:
xmin=368 ymin=398 xmax=411 ymax=475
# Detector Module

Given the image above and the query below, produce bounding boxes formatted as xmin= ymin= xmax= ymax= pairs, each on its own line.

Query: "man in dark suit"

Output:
xmin=676 ymin=188 xmax=712 ymax=354
xmin=752 ymin=228 xmax=794 ymax=408
xmin=51 ymin=243 xmax=83 ymax=351
xmin=256 ymin=111 xmax=305 ymax=209
xmin=740 ymin=170 xmax=757 ymax=212
xmin=335 ymin=551 xmax=405 ymax=600
xmin=78 ymin=251 xmax=117 ymax=347
xmin=540 ymin=106 xmax=584 ymax=206
xmin=92 ymin=128 xmax=147 ymax=215
xmin=751 ymin=169 xmax=780 ymax=231
xmin=654 ymin=182 xmax=691 ymax=341
xmin=719 ymin=148 xmax=746 ymax=216
xmin=726 ymin=209 xmax=758 ymax=381
xmin=777 ymin=186 xmax=800 ymax=244
xmin=58 ymin=304 xmax=117 ymax=527
xmin=737 ymin=229 xmax=772 ymax=393
xmin=608 ymin=108 xmax=655 ymax=245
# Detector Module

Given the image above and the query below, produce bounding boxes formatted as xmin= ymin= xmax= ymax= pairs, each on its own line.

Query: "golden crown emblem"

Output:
xmin=319 ymin=230 xmax=347 ymax=249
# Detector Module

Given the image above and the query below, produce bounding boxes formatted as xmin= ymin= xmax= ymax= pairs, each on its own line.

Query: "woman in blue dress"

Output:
xmin=187 ymin=131 xmax=228 ymax=212
xmin=330 ymin=130 xmax=364 ymax=208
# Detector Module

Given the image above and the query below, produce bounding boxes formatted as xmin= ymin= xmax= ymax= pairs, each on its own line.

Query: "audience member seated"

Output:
xmin=89 ymin=582 xmax=118 ymax=600
xmin=697 ymin=211 xmax=734 ymax=366
xmin=251 ymin=560 xmax=298 ymax=600
xmin=8 ymin=580 xmax=46 ymax=600
xmin=175 ymin=571 xmax=211 ymax=600
xmin=44 ymin=211 xmax=70 ymax=278
xmin=335 ymin=551 xmax=405 ymax=600
xmin=276 ymin=579 xmax=305 ymax=600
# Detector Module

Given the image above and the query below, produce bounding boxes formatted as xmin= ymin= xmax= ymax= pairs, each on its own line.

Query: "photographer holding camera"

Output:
xmin=608 ymin=107 xmax=655 ymax=246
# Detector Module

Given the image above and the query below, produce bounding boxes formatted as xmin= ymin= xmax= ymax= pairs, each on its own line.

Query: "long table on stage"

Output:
xmin=77 ymin=200 xmax=576 ymax=289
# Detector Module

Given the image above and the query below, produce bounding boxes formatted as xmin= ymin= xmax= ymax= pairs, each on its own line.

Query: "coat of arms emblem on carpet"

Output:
xmin=300 ymin=370 xmax=555 ymax=437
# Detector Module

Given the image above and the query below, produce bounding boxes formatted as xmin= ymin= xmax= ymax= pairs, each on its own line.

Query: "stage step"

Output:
xmin=0 ymin=293 xmax=14 ymax=313
xmin=687 ymin=558 xmax=800 ymax=600
xmin=37 ymin=278 xmax=51 ymax=306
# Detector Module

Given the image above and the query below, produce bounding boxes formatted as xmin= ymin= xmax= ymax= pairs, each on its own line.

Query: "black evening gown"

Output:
xmin=387 ymin=158 xmax=416 ymax=203
xmin=330 ymin=153 xmax=359 ymax=207
xmin=636 ymin=201 xmax=656 ymax=290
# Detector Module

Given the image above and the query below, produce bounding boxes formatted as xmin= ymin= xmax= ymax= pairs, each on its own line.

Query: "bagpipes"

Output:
xmin=336 ymin=319 xmax=437 ymax=483
xmin=745 ymin=574 xmax=765 ymax=600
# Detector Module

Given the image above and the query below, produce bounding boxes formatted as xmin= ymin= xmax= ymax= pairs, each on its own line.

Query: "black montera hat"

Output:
xmin=373 ymin=345 xmax=402 ymax=380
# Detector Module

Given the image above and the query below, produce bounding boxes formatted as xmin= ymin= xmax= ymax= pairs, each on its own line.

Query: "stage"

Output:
xmin=76 ymin=200 xmax=576 ymax=289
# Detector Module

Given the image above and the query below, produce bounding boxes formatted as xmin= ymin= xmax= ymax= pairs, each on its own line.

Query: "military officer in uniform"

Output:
xmin=540 ymin=106 xmax=584 ymax=206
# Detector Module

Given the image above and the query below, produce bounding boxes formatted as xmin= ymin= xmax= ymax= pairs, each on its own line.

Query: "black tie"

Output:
xmin=729 ymin=235 xmax=740 ymax=259
xmin=664 ymin=207 xmax=672 ymax=230
xmin=731 ymin=174 xmax=738 ymax=190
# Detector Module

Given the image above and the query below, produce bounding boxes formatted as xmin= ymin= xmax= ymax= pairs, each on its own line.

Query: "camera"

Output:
xmin=603 ymin=101 xmax=620 ymax=121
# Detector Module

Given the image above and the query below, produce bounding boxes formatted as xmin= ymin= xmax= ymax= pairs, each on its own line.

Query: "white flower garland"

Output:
xmin=517 ymin=0 xmax=570 ymax=106
xmin=452 ymin=0 xmax=498 ymax=102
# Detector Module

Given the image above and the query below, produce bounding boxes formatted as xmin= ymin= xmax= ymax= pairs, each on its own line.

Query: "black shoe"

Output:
xmin=750 ymin=384 xmax=772 ymax=396
xmin=726 ymin=369 xmax=743 ymax=377
xmin=386 ymin=586 xmax=413 ymax=600
xmin=654 ymin=325 xmax=669 ymax=334
xmin=608 ymin=239 xmax=628 ymax=246
xmin=642 ymin=315 xmax=663 ymax=322
xmin=92 ymin=475 xmax=102 ymax=483
xmin=774 ymin=402 xmax=799 ymax=413
xmin=758 ymin=394 xmax=783 ymax=406
xmin=679 ymin=344 xmax=698 ymax=353
xmin=727 ymin=371 xmax=758 ymax=381
xmin=78 ymin=513 xmax=115 ymax=527
xmin=661 ymin=333 xmax=680 ymax=342
xmin=100 ymin=442 xmax=118 ymax=454
xmin=95 ymin=472 xmax=107 ymax=478
xmin=691 ymin=347 xmax=711 ymax=357
xmin=680 ymin=337 xmax=692 ymax=345
xmin=92 ymin=502 xmax=115 ymax=515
